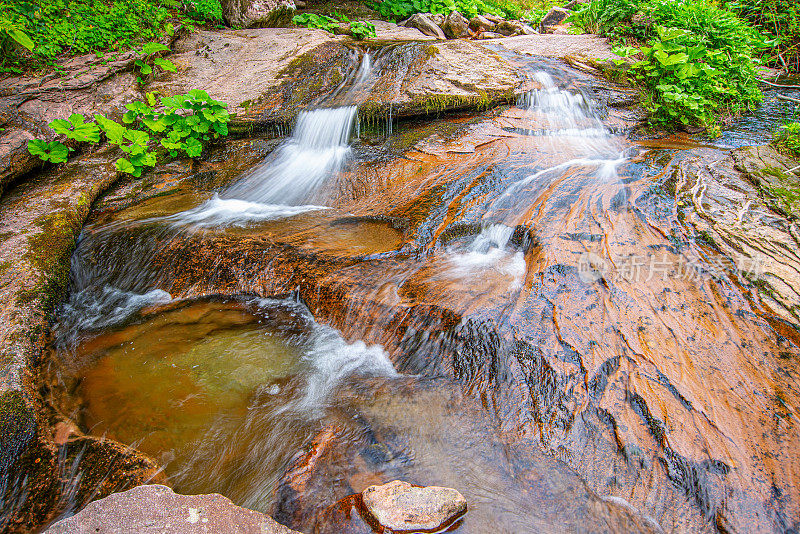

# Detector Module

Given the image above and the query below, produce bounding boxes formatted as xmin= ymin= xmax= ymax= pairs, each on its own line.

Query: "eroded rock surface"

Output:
xmin=221 ymin=0 xmax=296 ymax=28
xmin=44 ymin=484 xmax=302 ymax=534
xmin=361 ymin=480 xmax=466 ymax=532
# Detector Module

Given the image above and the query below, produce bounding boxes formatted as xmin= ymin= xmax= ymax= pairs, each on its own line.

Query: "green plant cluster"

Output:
xmin=0 ymin=0 xmax=172 ymax=70
xmin=27 ymin=90 xmax=230 ymax=177
xmin=775 ymin=122 xmax=800 ymax=156
xmin=134 ymin=42 xmax=178 ymax=85
xmin=184 ymin=0 xmax=223 ymax=21
xmin=571 ymin=0 xmax=765 ymax=133
xmin=724 ymin=0 xmax=799 ymax=72
xmin=292 ymin=13 xmax=378 ymax=39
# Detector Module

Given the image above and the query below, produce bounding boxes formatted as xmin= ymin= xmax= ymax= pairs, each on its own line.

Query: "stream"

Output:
xmin=43 ymin=52 xmax=800 ymax=533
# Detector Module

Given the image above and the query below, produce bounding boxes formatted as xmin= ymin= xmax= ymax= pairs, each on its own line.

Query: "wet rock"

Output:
xmin=361 ymin=480 xmax=467 ymax=532
xmin=469 ymin=15 xmax=496 ymax=33
xmin=221 ymin=0 xmax=296 ymax=28
xmin=539 ymin=6 xmax=570 ymax=32
xmin=0 ymin=145 xmax=163 ymax=533
xmin=441 ymin=11 xmax=470 ymax=39
xmin=398 ymin=13 xmax=446 ymax=39
xmin=495 ymin=20 xmax=524 ymax=36
xmin=370 ymin=20 xmax=437 ymax=40
xmin=564 ymin=0 xmax=590 ymax=9
xmin=44 ymin=484 xmax=301 ymax=533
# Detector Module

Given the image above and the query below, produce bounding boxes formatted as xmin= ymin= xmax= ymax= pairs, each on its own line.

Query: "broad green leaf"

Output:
xmin=141 ymin=42 xmax=170 ymax=55
xmin=115 ymin=158 xmax=136 ymax=175
xmin=9 ymin=29 xmax=34 ymax=51
xmin=154 ymin=58 xmax=177 ymax=72
xmin=184 ymin=137 xmax=203 ymax=157
xmin=28 ymin=140 xmax=69 ymax=163
xmin=94 ymin=114 xmax=126 ymax=144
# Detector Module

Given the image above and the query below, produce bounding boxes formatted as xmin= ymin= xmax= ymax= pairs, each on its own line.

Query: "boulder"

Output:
xmin=496 ymin=20 xmax=526 ymax=36
xmin=221 ymin=0 xmax=296 ymax=28
xmin=469 ymin=15 xmax=496 ymax=32
xmin=44 ymin=485 xmax=302 ymax=534
xmin=361 ymin=480 xmax=467 ymax=532
xmin=539 ymin=6 xmax=570 ymax=32
xmin=483 ymin=13 xmax=505 ymax=24
xmin=441 ymin=11 xmax=470 ymax=39
xmin=398 ymin=13 xmax=446 ymax=39
xmin=564 ymin=0 xmax=590 ymax=9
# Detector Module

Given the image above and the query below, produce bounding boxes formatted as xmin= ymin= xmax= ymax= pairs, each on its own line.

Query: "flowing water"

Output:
xmin=46 ymin=57 xmax=800 ymax=534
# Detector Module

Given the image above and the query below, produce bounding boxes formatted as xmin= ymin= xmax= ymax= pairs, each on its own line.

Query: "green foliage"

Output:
xmin=0 ymin=0 xmax=172 ymax=69
xmin=27 ymin=90 xmax=230 ymax=177
xmin=724 ymin=0 xmax=800 ymax=72
xmin=350 ymin=21 xmax=378 ymax=40
xmin=0 ymin=16 xmax=34 ymax=63
xmin=26 ymin=140 xmax=70 ymax=163
xmin=293 ymin=13 xmax=340 ymax=32
xmin=292 ymin=13 xmax=377 ymax=39
xmin=776 ymin=122 xmax=800 ymax=156
xmin=572 ymin=0 xmax=764 ymax=132
xmin=133 ymin=42 xmax=177 ymax=84
xmin=184 ymin=0 xmax=223 ymax=21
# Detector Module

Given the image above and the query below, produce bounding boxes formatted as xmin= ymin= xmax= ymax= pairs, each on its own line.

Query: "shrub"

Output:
xmin=776 ymin=122 xmax=800 ymax=156
xmin=572 ymin=0 xmax=764 ymax=133
xmin=292 ymin=13 xmax=378 ymax=39
xmin=184 ymin=0 xmax=223 ymax=21
xmin=724 ymin=0 xmax=800 ymax=72
xmin=0 ymin=0 xmax=172 ymax=70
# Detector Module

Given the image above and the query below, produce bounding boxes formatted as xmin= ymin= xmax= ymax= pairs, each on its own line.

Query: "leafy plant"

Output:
xmin=776 ymin=122 xmax=800 ymax=156
xmin=184 ymin=0 xmax=223 ymax=21
xmin=0 ymin=0 xmax=173 ymax=70
xmin=573 ymin=0 xmax=764 ymax=133
xmin=26 ymin=140 xmax=70 ymax=163
xmin=724 ymin=0 xmax=799 ymax=72
xmin=293 ymin=13 xmax=340 ymax=32
xmin=27 ymin=90 xmax=231 ymax=177
xmin=350 ymin=21 xmax=378 ymax=40
xmin=134 ymin=42 xmax=177 ymax=84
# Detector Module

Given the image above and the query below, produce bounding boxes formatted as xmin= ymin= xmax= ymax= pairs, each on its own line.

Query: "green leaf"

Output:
xmin=146 ymin=92 xmax=157 ymax=106
xmin=140 ymin=63 xmax=152 ymax=75
xmin=115 ymin=157 xmax=136 ymax=175
xmin=141 ymin=42 xmax=170 ymax=55
xmin=153 ymin=58 xmax=177 ymax=72
xmin=27 ymin=140 xmax=69 ymax=163
xmin=48 ymin=114 xmax=100 ymax=143
xmin=184 ymin=137 xmax=203 ymax=157
xmin=94 ymin=114 xmax=126 ymax=144
xmin=8 ymin=29 xmax=34 ymax=51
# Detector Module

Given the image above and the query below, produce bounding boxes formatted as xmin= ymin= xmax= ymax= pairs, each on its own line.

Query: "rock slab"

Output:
xmin=45 ymin=485 xmax=301 ymax=534
xmin=361 ymin=480 xmax=466 ymax=532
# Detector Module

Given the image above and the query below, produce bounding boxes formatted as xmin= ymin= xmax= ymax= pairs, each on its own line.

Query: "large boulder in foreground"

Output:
xmin=362 ymin=480 xmax=467 ymax=532
xmin=45 ymin=485 xmax=301 ymax=534
xmin=221 ymin=0 xmax=296 ymax=28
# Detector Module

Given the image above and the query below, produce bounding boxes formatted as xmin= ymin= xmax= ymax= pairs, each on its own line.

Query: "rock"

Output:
xmin=44 ymin=485 xmax=302 ymax=534
xmin=221 ymin=0 xmax=296 ymax=28
xmin=428 ymin=12 xmax=445 ymax=26
xmin=441 ymin=11 xmax=470 ymax=39
xmin=469 ymin=15 xmax=495 ymax=32
xmin=519 ymin=22 xmax=538 ymax=35
xmin=398 ymin=13 xmax=446 ymax=39
xmin=361 ymin=480 xmax=467 ymax=532
xmin=294 ymin=0 xmax=305 ymax=6
xmin=539 ymin=6 xmax=570 ymax=32
xmin=370 ymin=20 xmax=437 ymax=40
xmin=564 ymin=0 xmax=590 ymax=9
xmin=494 ymin=33 xmax=619 ymax=62
xmin=476 ymin=31 xmax=504 ymax=40
xmin=495 ymin=20 xmax=526 ymax=36
xmin=483 ymin=13 xmax=505 ymax=24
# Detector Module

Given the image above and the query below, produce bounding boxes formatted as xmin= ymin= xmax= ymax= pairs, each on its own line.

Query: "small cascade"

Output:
xmin=447 ymin=224 xmax=526 ymax=290
xmin=516 ymin=71 xmax=608 ymax=139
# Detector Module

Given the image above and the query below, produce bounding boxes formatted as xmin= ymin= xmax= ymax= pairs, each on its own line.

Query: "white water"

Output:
xmin=448 ymin=225 xmax=526 ymax=290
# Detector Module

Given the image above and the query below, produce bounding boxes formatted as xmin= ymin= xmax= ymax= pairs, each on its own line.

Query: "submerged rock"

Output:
xmin=44 ymin=485 xmax=301 ymax=533
xmin=361 ymin=480 xmax=467 ymax=532
xmin=399 ymin=13 xmax=446 ymax=39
